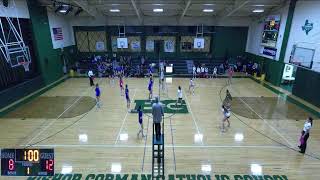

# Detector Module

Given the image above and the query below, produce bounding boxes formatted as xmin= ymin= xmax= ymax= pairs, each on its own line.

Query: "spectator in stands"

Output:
xmin=219 ymin=63 xmax=225 ymax=74
xmin=192 ymin=65 xmax=196 ymax=79
xmin=247 ymin=61 xmax=253 ymax=75
xmin=196 ymin=66 xmax=201 ymax=78
xmin=212 ymin=66 xmax=218 ymax=78
xmin=200 ymin=65 xmax=205 ymax=78
xmin=236 ymin=61 xmax=242 ymax=72
xmin=243 ymin=64 xmax=247 ymax=75
xmin=205 ymin=66 xmax=209 ymax=78
xmin=141 ymin=56 xmax=145 ymax=66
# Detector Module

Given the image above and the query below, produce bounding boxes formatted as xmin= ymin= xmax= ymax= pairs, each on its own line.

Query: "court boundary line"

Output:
xmin=169 ymin=117 xmax=177 ymax=171
xmin=182 ymin=87 xmax=202 ymax=138
xmin=141 ymin=116 xmax=150 ymax=172
xmin=227 ymin=81 xmax=295 ymax=148
xmin=237 ymin=96 xmax=295 ymax=148
xmin=114 ymin=89 xmax=137 ymax=145
xmin=23 ymin=78 xmax=102 ymax=146
xmin=21 ymin=144 xmax=284 ymax=149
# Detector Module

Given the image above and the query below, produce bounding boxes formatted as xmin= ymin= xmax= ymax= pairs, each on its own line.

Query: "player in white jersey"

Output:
xmin=221 ymin=105 xmax=231 ymax=132
xmin=192 ymin=65 xmax=196 ymax=79
xmin=176 ymin=86 xmax=183 ymax=106
xmin=189 ymin=78 xmax=195 ymax=95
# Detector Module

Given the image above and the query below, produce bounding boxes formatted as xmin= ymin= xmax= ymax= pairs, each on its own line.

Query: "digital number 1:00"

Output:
xmin=24 ymin=150 xmax=39 ymax=162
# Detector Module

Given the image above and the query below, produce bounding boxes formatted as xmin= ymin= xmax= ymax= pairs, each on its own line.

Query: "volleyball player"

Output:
xmin=176 ymin=86 xmax=183 ymax=106
xmin=148 ymin=76 xmax=153 ymax=100
xmin=212 ymin=66 xmax=217 ymax=78
xmin=95 ymin=83 xmax=101 ymax=108
xmin=137 ymin=105 xmax=145 ymax=138
xmin=119 ymin=76 xmax=124 ymax=96
xmin=227 ymin=67 xmax=234 ymax=85
xmin=160 ymin=69 xmax=165 ymax=91
xmin=189 ymin=78 xmax=195 ymax=95
xmin=223 ymin=89 xmax=232 ymax=110
xmin=125 ymin=84 xmax=130 ymax=110
xmin=192 ymin=65 xmax=196 ymax=79
xmin=221 ymin=105 xmax=231 ymax=132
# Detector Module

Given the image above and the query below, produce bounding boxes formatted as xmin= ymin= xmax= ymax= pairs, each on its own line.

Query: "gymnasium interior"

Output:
xmin=0 ymin=0 xmax=320 ymax=180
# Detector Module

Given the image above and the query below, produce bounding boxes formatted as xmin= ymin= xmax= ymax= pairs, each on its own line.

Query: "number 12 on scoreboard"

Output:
xmin=46 ymin=160 xmax=54 ymax=171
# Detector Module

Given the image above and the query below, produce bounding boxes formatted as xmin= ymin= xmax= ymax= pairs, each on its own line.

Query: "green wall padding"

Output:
xmin=213 ymin=27 xmax=248 ymax=58
xmin=27 ymin=0 xmax=64 ymax=85
xmin=246 ymin=52 xmax=284 ymax=86
xmin=293 ymin=68 xmax=320 ymax=108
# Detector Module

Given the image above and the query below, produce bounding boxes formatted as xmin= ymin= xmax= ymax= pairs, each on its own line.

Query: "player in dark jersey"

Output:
xmin=125 ymin=84 xmax=130 ymax=110
xmin=95 ymin=83 xmax=101 ymax=108
xmin=137 ymin=106 xmax=145 ymax=138
xmin=148 ymin=76 xmax=153 ymax=100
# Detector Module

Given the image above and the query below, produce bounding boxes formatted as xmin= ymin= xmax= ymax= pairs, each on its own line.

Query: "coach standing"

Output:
xmin=152 ymin=97 xmax=164 ymax=141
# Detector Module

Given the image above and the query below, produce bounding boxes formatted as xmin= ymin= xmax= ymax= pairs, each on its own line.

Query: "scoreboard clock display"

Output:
xmin=1 ymin=149 xmax=54 ymax=176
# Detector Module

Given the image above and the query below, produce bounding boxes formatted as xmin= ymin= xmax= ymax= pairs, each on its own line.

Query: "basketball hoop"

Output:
xmin=19 ymin=61 xmax=30 ymax=72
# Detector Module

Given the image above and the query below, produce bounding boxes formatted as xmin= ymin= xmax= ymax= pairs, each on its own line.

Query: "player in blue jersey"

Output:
xmin=137 ymin=105 xmax=145 ymax=138
xmin=148 ymin=76 xmax=153 ymax=100
xmin=125 ymin=84 xmax=130 ymax=110
xmin=95 ymin=83 xmax=101 ymax=108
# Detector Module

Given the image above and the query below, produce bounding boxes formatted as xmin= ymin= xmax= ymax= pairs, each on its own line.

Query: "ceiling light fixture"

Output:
xmin=252 ymin=9 xmax=264 ymax=13
xmin=153 ymin=8 xmax=163 ymax=12
xmin=110 ymin=9 xmax=120 ymax=12
xmin=203 ymin=9 xmax=214 ymax=12
xmin=64 ymin=6 xmax=73 ymax=15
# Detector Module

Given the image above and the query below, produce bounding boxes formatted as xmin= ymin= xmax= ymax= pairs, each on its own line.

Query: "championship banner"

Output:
xmin=164 ymin=40 xmax=175 ymax=52
xmin=130 ymin=41 xmax=141 ymax=51
xmin=194 ymin=38 xmax=205 ymax=49
xmin=95 ymin=41 xmax=105 ymax=51
xmin=146 ymin=40 xmax=154 ymax=52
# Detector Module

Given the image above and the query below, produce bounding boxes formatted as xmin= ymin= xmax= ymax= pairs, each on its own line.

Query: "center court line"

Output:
xmin=23 ymin=78 xmax=104 ymax=147
xmin=233 ymin=89 xmax=295 ymax=148
xmin=22 ymin=144 xmax=284 ymax=149
xmin=114 ymin=89 xmax=137 ymax=145
xmin=141 ymin=116 xmax=150 ymax=172
xmin=182 ymin=87 xmax=201 ymax=136
xmin=169 ymin=117 xmax=177 ymax=171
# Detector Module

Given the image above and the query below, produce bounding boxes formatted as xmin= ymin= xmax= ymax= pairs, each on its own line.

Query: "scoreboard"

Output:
xmin=1 ymin=149 xmax=54 ymax=176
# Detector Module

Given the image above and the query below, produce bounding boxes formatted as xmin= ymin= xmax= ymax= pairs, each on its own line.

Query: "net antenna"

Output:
xmin=0 ymin=0 xmax=31 ymax=71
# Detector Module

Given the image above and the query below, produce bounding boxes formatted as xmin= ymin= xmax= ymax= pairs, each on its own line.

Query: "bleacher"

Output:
xmin=75 ymin=56 xmax=227 ymax=77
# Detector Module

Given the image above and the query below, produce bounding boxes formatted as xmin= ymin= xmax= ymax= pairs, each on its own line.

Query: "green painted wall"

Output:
xmin=213 ymin=27 xmax=248 ymax=58
xmin=27 ymin=0 xmax=64 ymax=85
xmin=246 ymin=53 xmax=284 ymax=86
xmin=73 ymin=26 xmax=248 ymax=61
xmin=293 ymin=68 xmax=320 ymax=108
xmin=0 ymin=0 xmax=71 ymax=115
xmin=247 ymin=52 xmax=320 ymax=108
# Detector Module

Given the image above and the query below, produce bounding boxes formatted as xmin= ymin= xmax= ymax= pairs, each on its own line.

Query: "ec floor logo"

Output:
xmin=133 ymin=100 xmax=189 ymax=114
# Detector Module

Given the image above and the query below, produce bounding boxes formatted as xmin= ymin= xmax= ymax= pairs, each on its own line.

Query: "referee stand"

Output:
xmin=152 ymin=117 xmax=165 ymax=179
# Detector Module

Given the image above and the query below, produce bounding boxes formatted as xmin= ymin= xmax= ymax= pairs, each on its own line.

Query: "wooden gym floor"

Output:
xmin=0 ymin=77 xmax=320 ymax=180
